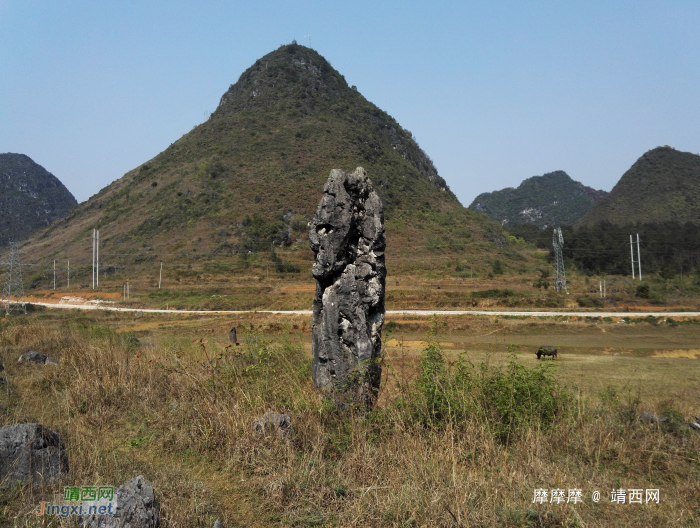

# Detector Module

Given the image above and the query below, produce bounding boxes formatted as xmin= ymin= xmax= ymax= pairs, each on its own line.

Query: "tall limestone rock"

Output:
xmin=310 ymin=167 xmax=385 ymax=410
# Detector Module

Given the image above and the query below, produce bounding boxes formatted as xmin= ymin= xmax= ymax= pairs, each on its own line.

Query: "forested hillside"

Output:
xmin=470 ymin=171 xmax=606 ymax=227
xmin=579 ymin=146 xmax=700 ymax=225
xmin=508 ymin=221 xmax=700 ymax=277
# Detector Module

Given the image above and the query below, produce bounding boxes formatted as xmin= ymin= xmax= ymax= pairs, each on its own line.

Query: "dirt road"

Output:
xmin=26 ymin=301 xmax=700 ymax=318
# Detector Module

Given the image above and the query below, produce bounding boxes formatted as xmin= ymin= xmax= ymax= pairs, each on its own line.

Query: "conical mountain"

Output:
xmin=469 ymin=170 xmax=607 ymax=228
xmin=578 ymin=146 xmax=700 ymax=226
xmin=21 ymin=44 xmax=510 ymax=286
xmin=0 ymin=153 xmax=77 ymax=246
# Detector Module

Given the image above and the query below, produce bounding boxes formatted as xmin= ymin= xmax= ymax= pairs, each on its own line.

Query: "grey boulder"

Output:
xmin=639 ymin=411 xmax=668 ymax=424
xmin=78 ymin=475 xmax=158 ymax=528
xmin=228 ymin=326 xmax=238 ymax=344
xmin=18 ymin=351 xmax=59 ymax=365
xmin=0 ymin=423 xmax=68 ymax=487
xmin=253 ymin=412 xmax=293 ymax=438
xmin=213 ymin=520 xmax=225 ymax=528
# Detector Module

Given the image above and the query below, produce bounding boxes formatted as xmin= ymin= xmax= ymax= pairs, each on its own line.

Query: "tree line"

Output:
xmin=506 ymin=221 xmax=700 ymax=277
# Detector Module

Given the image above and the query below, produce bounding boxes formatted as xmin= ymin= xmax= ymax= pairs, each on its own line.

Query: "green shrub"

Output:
xmin=662 ymin=407 xmax=684 ymax=424
xmin=270 ymin=249 xmax=301 ymax=273
xmin=576 ymin=295 xmax=604 ymax=308
xmin=533 ymin=268 xmax=550 ymax=289
xmin=636 ymin=283 xmax=650 ymax=298
xmin=480 ymin=357 xmax=564 ymax=441
xmin=492 ymin=259 xmax=504 ymax=275
xmin=470 ymin=289 xmax=514 ymax=299
xmin=408 ymin=318 xmax=569 ymax=441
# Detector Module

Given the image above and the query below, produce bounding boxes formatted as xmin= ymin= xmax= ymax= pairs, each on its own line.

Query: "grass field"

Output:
xmin=1 ymin=309 xmax=699 ymax=527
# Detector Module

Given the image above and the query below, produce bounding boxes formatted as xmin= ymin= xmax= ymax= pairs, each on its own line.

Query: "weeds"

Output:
xmin=0 ymin=315 xmax=698 ymax=527
xmin=405 ymin=317 xmax=569 ymax=443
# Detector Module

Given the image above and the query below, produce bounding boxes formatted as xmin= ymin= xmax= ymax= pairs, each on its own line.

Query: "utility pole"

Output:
xmin=67 ymin=260 xmax=70 ymax=289
xmin=53 ymin=259 xmax=56 ymax=290
xmin=630 ymin=235 xmax=636 ymax=279
xmin=96 ymin=229 xmax=99 ymax=288
xmin=603 ymin=279 xmax=606 ymax=297
xmin=637 ymin=233 xmax=642 ymax=281
xmin=599 ymin=280 xmax=602 ymax=298
xmin=159 ymin=262 xmax=163 ymax=289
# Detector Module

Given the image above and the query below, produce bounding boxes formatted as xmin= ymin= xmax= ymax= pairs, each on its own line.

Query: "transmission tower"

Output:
xmin=552 ymin=227 xmax=567 ymax=293
xmin=1 ymin=242 xmax=27 ymax=315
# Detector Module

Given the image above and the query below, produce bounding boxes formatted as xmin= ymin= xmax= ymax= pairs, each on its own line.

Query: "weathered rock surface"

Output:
xmin=213 ymin=519 xmax=225 ymax=528
xmin=0 ymin=153 xmax=77 ymax=246
xmin=309 ymin=167 xmax=386 ymax=410
xmin=639 ymin=411 xmax=668 ymax=424
xmin=228 ymin=326 xmax=238 ymax=344
xmin=78 ymin=475 xmax=158 ymax=528
xmin=253 ymin=412 xmax=293 ymax=438
xmin=0 ymin=423 xmax=69 ymax=487
xmin=18 ymin=351 xmax=59 ymax=365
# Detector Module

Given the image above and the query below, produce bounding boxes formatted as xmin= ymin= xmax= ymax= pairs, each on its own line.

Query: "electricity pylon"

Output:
xmin=1 ymin=242 xmax=27 ymax=315
xmin=552 ymin=228 xmax=567 ymax=293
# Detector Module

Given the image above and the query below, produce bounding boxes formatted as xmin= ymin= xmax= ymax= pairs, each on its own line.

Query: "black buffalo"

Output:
xmin=537 ymin=346 xmax=558 ymax=360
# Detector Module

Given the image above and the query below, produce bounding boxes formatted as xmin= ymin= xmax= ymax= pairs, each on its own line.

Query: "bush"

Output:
xmin=480 ymin=358 xmax=564 ymax=441
xmin=470 ymin=289 xmax=514 ymax=299
xmin=271 ymin=249 xmax=301 ymax=273
xmin=533 ymin=268 xmax=550 ymax=289
xmin=492 ymin=259 xmax=504 ymax=275
xmin=576 ymin=295 xmax=604 ymax=308
xmin=408 ymin=318 xmax=570 ymax=441
xmin=636 ymin=283 xmax=650 ymax=299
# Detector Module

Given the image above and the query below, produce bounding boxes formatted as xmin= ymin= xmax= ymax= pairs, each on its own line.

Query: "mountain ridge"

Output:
xmin=578 ymin=146 xmax=700 ymax=226
xmin=469 ymin=170 xmax=607 ymax=228
xmin=19 ymin=44 xmax=515 ymax=286
xmin=0 ymin=153 xmax=77 ymax=247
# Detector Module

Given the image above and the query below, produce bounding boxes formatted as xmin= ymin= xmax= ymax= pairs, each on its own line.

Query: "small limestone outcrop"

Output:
xmin=79 ymin=475 xmax=158 ymax=528
xmin=0 ymin=423 xmax=69 ymax=487
xmin=639 ymin=411 xmax=666 ymax=424
xmin=228 ymin=326 xmax=238 ymax=344
xmin=309 ymin=167 xmax=386 ymax=410
xmin=213 ymin=519 xmax=225 ymax=528
xmin=253 ymin=412 xmax=293 ymax=438
xmin=18 ymin=351 xmax=59 ymax=365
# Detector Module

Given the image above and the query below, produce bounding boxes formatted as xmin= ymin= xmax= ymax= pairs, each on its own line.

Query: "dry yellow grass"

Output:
xmin=0 ymin=311 xmax=699 ymax=527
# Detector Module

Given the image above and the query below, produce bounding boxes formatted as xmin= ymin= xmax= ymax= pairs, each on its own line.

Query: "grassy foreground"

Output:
xmin=1 ymin=311 xmax=699 ymax=527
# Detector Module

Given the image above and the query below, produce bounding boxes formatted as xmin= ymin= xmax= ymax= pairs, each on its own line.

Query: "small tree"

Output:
xmin=533 ymin=268 xmax=550 ymax=289
xmin=492 ymin=259 xmax=504 ymax=275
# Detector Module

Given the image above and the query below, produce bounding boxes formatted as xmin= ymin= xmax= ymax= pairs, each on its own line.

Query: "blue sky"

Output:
xmin=1 ymin=1 xmax=699 ymax=205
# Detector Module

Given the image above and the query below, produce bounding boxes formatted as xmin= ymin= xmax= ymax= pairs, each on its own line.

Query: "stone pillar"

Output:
xmin=309 ymin=167 xmax=386 ymax=410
